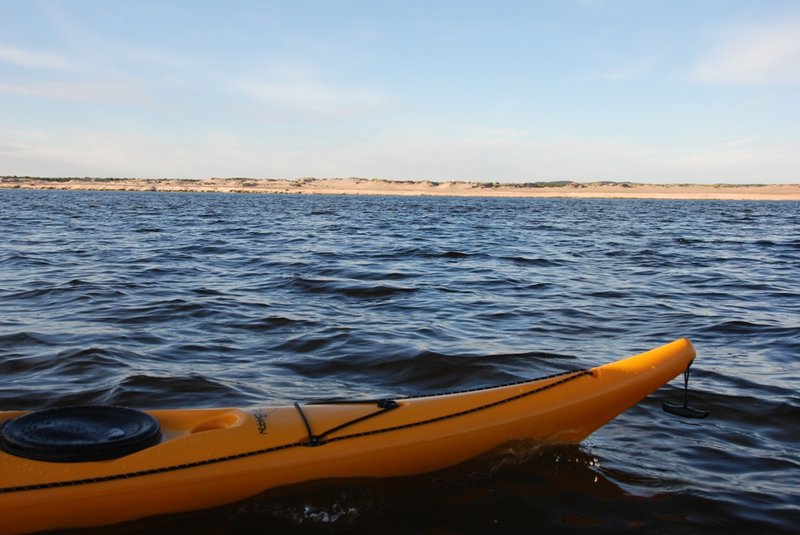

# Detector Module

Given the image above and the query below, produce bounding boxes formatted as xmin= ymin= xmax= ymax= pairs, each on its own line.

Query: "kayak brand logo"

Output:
xmin=254 ymin=410 xmax=268 ymax=435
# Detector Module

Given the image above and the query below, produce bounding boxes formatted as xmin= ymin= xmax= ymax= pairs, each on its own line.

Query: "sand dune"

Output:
xmin=2 ymin=177 xmax=799 ymax=201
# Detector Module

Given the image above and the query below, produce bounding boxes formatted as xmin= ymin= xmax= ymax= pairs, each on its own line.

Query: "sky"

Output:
xmin=1 ymin=0 xmax=799 ymax=183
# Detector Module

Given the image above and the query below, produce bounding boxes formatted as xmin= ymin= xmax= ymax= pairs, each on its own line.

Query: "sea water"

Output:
xmin=1 ymin=189 xmax=798 ymax=533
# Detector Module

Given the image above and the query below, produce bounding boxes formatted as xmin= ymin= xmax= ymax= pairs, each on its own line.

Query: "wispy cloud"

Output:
xmin=0 ymin=43 xmax=73 ymax=70
xmin=123 ymin=46 xmax=194 ymax=70
xmin=671 ymin=138 xmax=800 ymax=174
xmin=231 ymin=72 xmax=392 ymax=119
xmin=0 ymin=127 xmax=308 ymax=179
xmin=691 ymin=13 xmax=800 ymax=86
xmin=0 ymin=79 xmax=150 ymax=106
xmin=595 ymin=60 xmax=653 ymax=81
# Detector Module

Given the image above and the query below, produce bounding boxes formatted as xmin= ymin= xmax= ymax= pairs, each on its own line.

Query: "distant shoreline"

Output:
xmin=2 ymin=177 xmax=799 ymax=201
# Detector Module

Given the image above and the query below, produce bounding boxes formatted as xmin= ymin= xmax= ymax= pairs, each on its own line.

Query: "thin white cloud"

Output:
xmin=231 ymin=75 xmax=391 ymax=119
xmin=123 ymin=46 xmax=195 ymax=70
xmin=0 ymin=79 xmax=150 ymax=106
xmin=691 ymin=14 xmax=800 ymax=86
xmin=0 ymin=127 xmax=289 ymax=179
xmin=596 ymin=60 xmax=653 ymax=81
xmin=0 ymin=43 xmax=73 ymax=70
xmin=671 ymin=138 xmax=800 ymax=173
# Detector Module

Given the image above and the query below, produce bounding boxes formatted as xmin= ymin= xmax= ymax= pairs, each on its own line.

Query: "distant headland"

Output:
xmin=2 ymin=176 xmax=798 ymax=201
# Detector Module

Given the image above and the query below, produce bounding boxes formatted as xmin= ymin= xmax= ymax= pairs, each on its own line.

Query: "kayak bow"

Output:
xmin=0 ymin=338 xmax=696 ymax=534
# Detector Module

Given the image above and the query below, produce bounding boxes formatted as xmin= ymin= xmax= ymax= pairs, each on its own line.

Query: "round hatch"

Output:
xmin=1 ymin=405 xmax=161 ymax=462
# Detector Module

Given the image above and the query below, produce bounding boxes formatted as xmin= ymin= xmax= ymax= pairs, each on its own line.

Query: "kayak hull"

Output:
xmin=0 ymin=339 xmax=695 ymax=534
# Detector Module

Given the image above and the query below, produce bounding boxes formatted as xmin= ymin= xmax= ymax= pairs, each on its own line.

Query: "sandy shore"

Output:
xmin=2 ymin=177 xmax=799 ymax=201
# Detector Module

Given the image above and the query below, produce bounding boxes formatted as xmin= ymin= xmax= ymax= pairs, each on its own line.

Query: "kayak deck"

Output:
xmin=0 ymin=338 xmax=696 ymax=534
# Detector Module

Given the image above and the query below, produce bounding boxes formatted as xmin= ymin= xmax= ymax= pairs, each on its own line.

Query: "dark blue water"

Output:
xmin=1 ymin=189 xmax=798 ymax=533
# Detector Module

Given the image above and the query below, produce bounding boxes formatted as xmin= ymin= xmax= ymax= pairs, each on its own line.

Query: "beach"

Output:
xmin=2 ymin=177 xmax=799 ymax=201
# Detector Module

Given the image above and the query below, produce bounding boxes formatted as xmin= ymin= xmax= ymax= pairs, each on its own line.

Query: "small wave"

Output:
xmin=193 ymin=287 xmax=226 ymax=296
xmin=104 ymin=373 xmax=242 ymax=407
xmin=106 ymin=298 xmax=219 ymax=324
xmin=0 ymin=354 xmax=59 ymax=375
xmin=340 ymin=285 xmax=415 ymax=298
xmin=282 ymin=348 xmax=579 ymax=394
xmin=702 ymin=320 xmax=796 ymax=337
xmin=289 ymin=276 xmax=415 ymax=299
xmin=0 ymin=331 xmax=61 ymax=347
xmin=319 ymin=267 xmax=417 ymax=282
xmin=51 ymin=346 xmax=127 ymax=371
xmin=505 ymin=256 xmax=564 ymax=267
xmin=0 ymin=253 xmax=56 ymax=268
xmin=239 ymin=315 xmax=315 ymax=331
xmin=441 ymin=250 xmax=475 ymax=258
xmin=586 ymin=290 xmax=628 ymax=299
xmin=675 ymin=236 xmax=706 ymax=245
xmin=4 ymin=286 xmax=66 ymax=300
xmin=272 ymin=335 xmax=341 ymax=354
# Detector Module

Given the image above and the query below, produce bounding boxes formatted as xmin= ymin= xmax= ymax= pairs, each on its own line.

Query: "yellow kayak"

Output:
xmin=0 ymin=339 xmax=696 ymax=534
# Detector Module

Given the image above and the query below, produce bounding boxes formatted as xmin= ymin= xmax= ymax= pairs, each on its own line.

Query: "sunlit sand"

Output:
xmin=2 ymin=177 xmax=799 ymax=201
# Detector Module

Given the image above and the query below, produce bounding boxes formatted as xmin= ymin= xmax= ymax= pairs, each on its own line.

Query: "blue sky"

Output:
xmin=1 ymin=0 xmax=799 ymax=183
